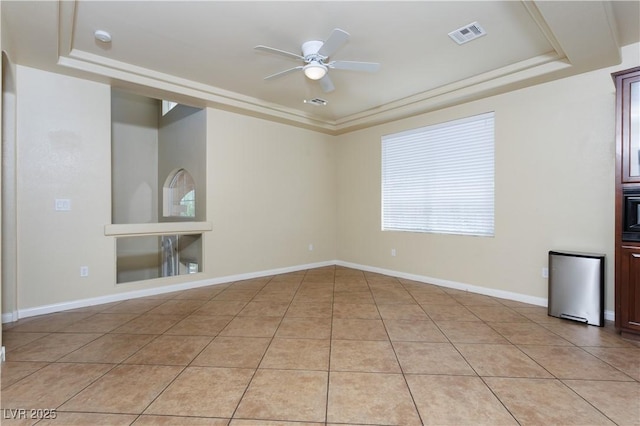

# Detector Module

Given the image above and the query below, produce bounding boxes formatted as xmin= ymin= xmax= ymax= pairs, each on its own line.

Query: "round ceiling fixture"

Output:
xmin=94 ymin=30 xmax=112 ymax=43
xmin=303 ymin=61 xmax=327 ymax=80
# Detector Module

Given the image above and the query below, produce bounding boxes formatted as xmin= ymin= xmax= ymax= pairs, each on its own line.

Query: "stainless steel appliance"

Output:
xmin=548 ymin=251 xmax=605 ymax=327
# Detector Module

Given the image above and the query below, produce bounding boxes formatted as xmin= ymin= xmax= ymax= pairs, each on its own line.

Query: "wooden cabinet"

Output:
xmin=616 ymin=247 xmax=640 ymax=334
xmin=614 ymin=67 xmax=640 ymax=337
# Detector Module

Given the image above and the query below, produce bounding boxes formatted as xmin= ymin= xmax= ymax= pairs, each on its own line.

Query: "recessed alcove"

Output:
xmin=110 ymin=89 xmax=208 ymax=283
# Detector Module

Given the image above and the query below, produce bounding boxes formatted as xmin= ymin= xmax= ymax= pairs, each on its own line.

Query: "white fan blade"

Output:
xmin=317 ymin=28 xmax=350 ymax=58
xmin=329 ymin=61 xmax=380 ymax=73
xmin=264 ymin=66 xmax=303 ymax=80
xmin=254 ymin=45 xmax=304 ymax=61
xmin=319 ymin=74 xmax=335 ymax=93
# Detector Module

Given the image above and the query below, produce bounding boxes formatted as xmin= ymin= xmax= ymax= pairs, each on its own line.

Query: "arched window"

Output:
xmin=163 ymin=168 xmax=196 ymax=218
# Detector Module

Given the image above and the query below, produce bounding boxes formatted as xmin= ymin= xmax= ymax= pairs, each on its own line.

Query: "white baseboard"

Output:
xmin=2 ymin=260 xmax=335 ymax=323
xmin=2 ymin=258 xmax=615 ymax=324
xmin=336 ymin=260 xmax=616 ymax=322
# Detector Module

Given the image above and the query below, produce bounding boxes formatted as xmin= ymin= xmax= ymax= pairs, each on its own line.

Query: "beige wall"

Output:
xmin=4 ymin=42 xmax=639 ymax=317
xmin=205 ymin=108 xmax=337 ymax=277
xmin=335 ymin=43 xmax=640 ymax=312
xmin=7 ymin=65 xmax=337 ymax=314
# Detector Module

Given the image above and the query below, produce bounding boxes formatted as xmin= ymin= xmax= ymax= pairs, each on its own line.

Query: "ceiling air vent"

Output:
xmin=304 ymin=98 xmax=328 ymax=106
xmin=448 ymin=22 xmax=486 ymax=45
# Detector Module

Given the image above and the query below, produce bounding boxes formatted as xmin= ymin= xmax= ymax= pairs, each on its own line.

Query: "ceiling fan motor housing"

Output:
xmin=302 ymin=40 xmax=326 ymax=62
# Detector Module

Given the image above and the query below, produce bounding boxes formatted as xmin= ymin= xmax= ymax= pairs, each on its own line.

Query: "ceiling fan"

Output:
xmin=254 ymin=28 xmax=381 ymax=93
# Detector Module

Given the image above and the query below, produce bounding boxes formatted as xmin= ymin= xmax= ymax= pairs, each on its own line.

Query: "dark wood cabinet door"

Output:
xmin=617 ymin=248 xmax=640 ymax=333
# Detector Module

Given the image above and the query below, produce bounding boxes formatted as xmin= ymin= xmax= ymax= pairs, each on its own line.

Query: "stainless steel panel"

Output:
xmin=548 ymin=251 xmax=604 ymax=327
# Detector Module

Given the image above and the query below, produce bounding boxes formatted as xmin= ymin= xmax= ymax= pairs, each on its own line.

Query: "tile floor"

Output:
xmin=1 ymin=266 xmax=639 ymax=425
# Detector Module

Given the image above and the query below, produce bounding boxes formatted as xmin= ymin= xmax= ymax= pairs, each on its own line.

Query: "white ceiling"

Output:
xmin=2 ymin=1 xmax=639 ymax=134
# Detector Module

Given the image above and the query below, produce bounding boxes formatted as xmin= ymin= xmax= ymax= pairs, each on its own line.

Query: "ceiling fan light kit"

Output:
xmin=255 ymin=28 xmax=380 ymax=93
xmin=303 ymin=62 xmax=327 ymax=80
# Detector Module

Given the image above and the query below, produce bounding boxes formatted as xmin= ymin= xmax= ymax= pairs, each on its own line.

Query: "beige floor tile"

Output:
xmin=452 ymin=293 xmax=503 ymax=306
xmin=466 ymin=305 xmax=530 ymax=322
xmin=231 ymin=420 xmax=322 ymax=426
xmin=563 ymin=379 xmax=640 ymax=426
xmin=394 ymin=342 xmax=475 ymax=375
xmin=164 ymin=315 xmax=234 ymax=336
xmin=111 ymin=314 xmax=184 ymax=334
xmin=420 ymin=304 xmax=480 ymax=321
xmin=60 ymin=364 xmax=182 ymax=414
xmin=372 ymin=291 xmax=415 ymax=304
xmin=218 ymin=315 xmax=280 ymax=337
xmin=485 ymin=377 xmax=616 ymax=425
xmin=333 ymin=291 xmax=374 ymax=304
xmin=327 ymin=371 xmax=421 ymax=425
xmin=101 ymin=298 xmax=165 ymax=314
xmin=488 ymin=322 xmax=573 ymax=345
xmin=7 ymin=333 xmax=102 ymax=362
xmin=519 ymin=345 xmax=635 ymax=381
xmin=59 ymin=313 xmax=140 ymax=333
xmin=331 ymin=340 xmax=400 ymax=373
xmin=124 ymin=335 xmax=211 ymax=365
xmin=583 ymin=346 xmax=640 ymax=380
xmin=413 ymin=293 xmax=460 ymax=305
xmin=275 ymin=317 xmax=331 ymax=339
xmin=234 ymin=369 xmax=327 ymax=423
xmin=38 ymin=412 xmax=137 ymax=425
xmin=407 ymin=375 xmax=517 ymax=425
xmin=8 ymin=312 xmax=94 ymax=333
xmin=171 ymin=286 xmax=224 ymax=300
xmin=332 ymin=303 xmax=380 ymax=319
xmin=384 ymin=319 xmax=448 ymax=342
xmin=543 ymin=321 xmax=638 ymax=347
xmin=145 ymin=367 xmax=254 ymax=418
xmin=1 ymin=332 xmax=50 ymax=351
xmin=455 ymin=343 xmax=553 ymax=378
xmin=512 ymin=306 xmax=565 ymax=324
xmin=331 ymin=318 xmax=388 ymax=340
xmin=260 ymin=338 xmax=329 ymax=370
xmin=238 ymin=301 xmax=290 ymax=317
xmin=59 ymin=333 xmax=155 ymax=363
xmin=251 ymin=292 xmax=295 ymax=303
xmin=2 ymin=362 xmax=112 ymax=408
xmin=192 ymin=336 xmax=270 ymax=368
xmin=147 ymin=300 xmax=207 ymax=316
xmin=134 ymin=415 xmax=229 ymax=425
xmin=376 ymin=303 xmax=428 ymax=320
xmin=213 ymin=290 xmax=260 ymax=302
xmin=284 ymin=302 xmax=332 ymax=318
xmin=436 ymin=321 xmax=509 ymax=344
xmin=0 ymin=361 xmax=49 ymax=389
xmin=194 ymin=300 xmax=248 ymax=316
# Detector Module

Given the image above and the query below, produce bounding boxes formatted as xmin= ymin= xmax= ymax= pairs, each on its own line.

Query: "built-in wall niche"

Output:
xmin=116 ymin=233 xmax=202 ymax=284
xmin=111 ymin=89 xmax=206 ymax=224
xmin=110 ymin=89 xmax=208 ymax=284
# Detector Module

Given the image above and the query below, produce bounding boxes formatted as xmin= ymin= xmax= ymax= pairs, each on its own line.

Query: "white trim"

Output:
xmin=337 ymin=260 xmax=616 ymax=322
xmin=3 ymin=260 xmax=334 ymax=323
xmin=336 ymin=260 xmax=548 ymax=307
xmin=2 ymin=259 xmax=615 ymax=324
xmin=0 ymin=346 xmax=5 ymax=363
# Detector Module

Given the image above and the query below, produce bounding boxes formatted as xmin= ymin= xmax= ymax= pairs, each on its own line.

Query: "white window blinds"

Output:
xmin=382 ymin=112 xmax=495 ymax=236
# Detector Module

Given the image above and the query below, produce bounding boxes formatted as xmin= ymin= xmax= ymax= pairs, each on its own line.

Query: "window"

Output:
xmin=163 ymin=168 xmax=196 ymax=218
xmin=381 ymin=112 xmax=495 ymax=236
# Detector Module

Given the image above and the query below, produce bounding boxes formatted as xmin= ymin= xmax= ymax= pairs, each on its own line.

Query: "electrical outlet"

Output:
xmin=80 ymin=266 xmax=89 ymax=277
xmin=542 ymin=267 xmax=549 ymax=279
xmin=308 ymin=244 xmax=314 ymax=251
xmin=55 ymin=199 xmax=71 ymax=211
xmin=391 ymin=248 xmax=396 ymax=257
